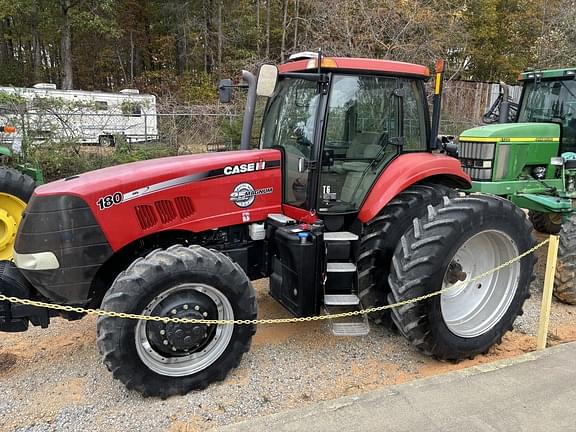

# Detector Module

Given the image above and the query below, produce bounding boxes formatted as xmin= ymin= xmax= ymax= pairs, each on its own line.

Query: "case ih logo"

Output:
xmin=224 ymin=161 xmax=266 ymax=176
xmin=230 ymin=183 xmax=273 ymax=208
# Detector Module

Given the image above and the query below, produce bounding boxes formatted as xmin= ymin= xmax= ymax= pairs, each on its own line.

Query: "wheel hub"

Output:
xmin=0 ymin=192 xmax=27 ymax=260
xmin=146 ymin=293 xmax=217 ymax=356
xmin=0 ymin=208 xmax=17 ymax=250
xmin=135 ymin=283 xmax=235 ymax=377
xmin=445 ymin=261 xmax=467 ymax=285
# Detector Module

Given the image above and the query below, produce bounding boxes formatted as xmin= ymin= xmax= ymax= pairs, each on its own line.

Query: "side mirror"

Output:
xmin=218 ymin=79 xmax=233 ymax=103
xmin=551 ymin=157 xmax=564 ymax=166
xmin=256 ymin=64 xmax=278 ymax=97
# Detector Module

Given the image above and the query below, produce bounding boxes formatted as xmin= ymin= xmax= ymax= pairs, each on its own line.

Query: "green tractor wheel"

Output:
xmin=528 ymin=211 xmax=562 ymax=235
xmin=555 ymin=213 xmax=576 ymax=304
xmin=0 ymin=167 xmax=36 ymax=260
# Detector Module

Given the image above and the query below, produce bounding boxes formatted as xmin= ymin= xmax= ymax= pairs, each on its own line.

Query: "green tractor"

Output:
xmin=456 ymin=67 xmax=576 ymax=304
xmin=0 ymin=125 xmax=42 ymax=260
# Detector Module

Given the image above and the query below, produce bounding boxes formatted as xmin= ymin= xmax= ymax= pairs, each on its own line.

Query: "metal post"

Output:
xmin=240 ymin=70 xmax=256 ymax=151
xmin=499 ymin=81 xmax=510 ymax=124
xmin=537 ymin=235 xmax=560 ymax=350
xmin=429 ymin=59 xmax=445 ymax=150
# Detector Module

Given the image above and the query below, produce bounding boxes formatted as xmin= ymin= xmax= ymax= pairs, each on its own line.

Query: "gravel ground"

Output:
xmin=1 ymin=234 xmax=575 ymax=432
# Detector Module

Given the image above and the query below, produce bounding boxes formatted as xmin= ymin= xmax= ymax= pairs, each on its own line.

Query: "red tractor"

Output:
xmin=0 ymin=53 xmax=535 ymax=397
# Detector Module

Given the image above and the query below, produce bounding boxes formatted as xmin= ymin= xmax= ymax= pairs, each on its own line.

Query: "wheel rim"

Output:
xmin=548 ymin=213 xmax=563 ymax=225
xmin=441 ymin=230 xmax=521 ymax=338
xmin=135 ymin=283 xmax=234 ymax=377
xmin=0 ymin=192 xmax=26 ymax=260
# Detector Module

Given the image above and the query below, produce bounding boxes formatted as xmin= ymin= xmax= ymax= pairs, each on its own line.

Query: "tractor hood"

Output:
xmin=459 ymin=122 xmax=561 ymax=141
xmin=29 ymin=149 xmax=283 ymax=251
xmin=35 ymin=150 xmax=281 ymax=197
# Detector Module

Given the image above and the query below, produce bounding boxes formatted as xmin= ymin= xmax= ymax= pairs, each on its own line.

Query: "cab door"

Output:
xmin=259 ymin=77 xmax=323 ymax=210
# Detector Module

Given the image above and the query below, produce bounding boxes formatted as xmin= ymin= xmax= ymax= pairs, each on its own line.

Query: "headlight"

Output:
xmin=532 ymin=166 xmax=547 ymax=179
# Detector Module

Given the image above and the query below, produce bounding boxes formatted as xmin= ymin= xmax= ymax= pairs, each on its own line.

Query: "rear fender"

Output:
xmin=358 ymin=153 xmax=470 ymax=223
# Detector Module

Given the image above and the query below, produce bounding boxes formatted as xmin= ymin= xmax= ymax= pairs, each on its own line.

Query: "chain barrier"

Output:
xmin=0 ymin=239 xmax=549 ymax=326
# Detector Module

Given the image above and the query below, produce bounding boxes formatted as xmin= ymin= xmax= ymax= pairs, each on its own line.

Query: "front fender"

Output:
xmin=358 ymin=153 xmax=471 ymax=223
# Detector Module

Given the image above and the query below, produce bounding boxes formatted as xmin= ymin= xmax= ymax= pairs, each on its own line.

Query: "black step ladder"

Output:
xmin=323 ymin=231 xmax=369 ymax=336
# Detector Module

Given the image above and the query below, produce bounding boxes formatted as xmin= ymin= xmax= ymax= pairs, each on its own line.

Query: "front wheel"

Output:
xmin=528 ymin=210 xmax=562 ymax=234
xmin=388 ymin=195 xmax=536 ymax=360
xmin=96 ymin=245 xmax=257 ymax=398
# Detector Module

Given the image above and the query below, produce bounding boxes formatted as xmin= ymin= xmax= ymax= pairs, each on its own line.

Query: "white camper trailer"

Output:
xmin=0 ymin=83 xmax=158 ymax=146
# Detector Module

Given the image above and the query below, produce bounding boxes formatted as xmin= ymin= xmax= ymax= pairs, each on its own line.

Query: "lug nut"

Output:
xmin=194 ymin=305 xmax=200 ymax=311
xmin=202 ymin=312 xmax=208 ymax=317
xmin=163 ymin=340 xmax=169 ymax=345
xmin=171 ymin=347 xmax=177 ymax=352
xmin=171 ymin=309 xmax=177 ymax=315
xmin=183 ymin=304 xmax=189 ymax=310
xmin=160 ymin=329 xmax=166 ymax=336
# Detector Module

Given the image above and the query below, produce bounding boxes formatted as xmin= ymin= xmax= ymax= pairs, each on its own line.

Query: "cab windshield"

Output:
xmin=518 ymin=79 xmax=576 ymax=151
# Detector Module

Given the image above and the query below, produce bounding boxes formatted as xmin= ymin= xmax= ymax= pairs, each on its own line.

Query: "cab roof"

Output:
xmin=519 ymin=67 xmax=576 ymax=81
xmin=278 ymin=56 xmax=430 ymax=78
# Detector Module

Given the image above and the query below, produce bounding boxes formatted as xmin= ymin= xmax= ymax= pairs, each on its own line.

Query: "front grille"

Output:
xmin=14 ymin=194 xmax=113 ymax=305
xmin=459 ymin=141 xmax=496 ymax=181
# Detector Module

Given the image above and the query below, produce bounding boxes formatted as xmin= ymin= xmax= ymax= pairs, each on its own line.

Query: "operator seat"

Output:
xmin=340 ymin=132 xmax=382 ymax=203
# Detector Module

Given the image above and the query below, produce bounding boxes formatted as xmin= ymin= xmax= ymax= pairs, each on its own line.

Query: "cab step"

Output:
xmin=324 ymin=294 xmax=360 ymax=306
xmin=324 ymin=232 xmax=359 ymax=261
xmin=324 ymin=231 xmax=359 ymax=241
xmin=324 ymin=305 xmax=370 ymax=337
xmin=326 ymin=262 xmax=357 ymax=272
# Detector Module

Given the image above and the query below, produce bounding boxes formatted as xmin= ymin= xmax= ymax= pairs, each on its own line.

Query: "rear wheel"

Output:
xmin=389 ymin=195 xmax=536 ymax=360
xmin=96 ymin=245 xmax=257 ymax=398
xmin=357 ymin=183 xmax=455 ymax=324
xmin=528 ymin=210 xmax=562 ymax=234
xmin=0 ymin=168 xmax=36 ymax=260
xmin=555 ymin=213 xmax=576 ymax=304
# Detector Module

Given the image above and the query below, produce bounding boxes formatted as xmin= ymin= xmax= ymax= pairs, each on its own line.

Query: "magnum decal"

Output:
xmin=230 ymin=183 xmax=273 ymax=208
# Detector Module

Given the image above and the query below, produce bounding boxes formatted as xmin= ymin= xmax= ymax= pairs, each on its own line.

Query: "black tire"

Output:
xmin=0 ymin=167 xmax=36 ymax=202
xmin=98 ymin=135 xmax=115 ymax=147
xmin=357 ymin=183 xmax=456 ymax=324
xmin=555 ymin=213 xmax=576 ymax=304
xmin=528 ymin=210 xmax=562 ymax=234
xmin=388 ymin=195 xmax=536 ymax=360
xmin=96 ymin=245 xmax=257 ymax=398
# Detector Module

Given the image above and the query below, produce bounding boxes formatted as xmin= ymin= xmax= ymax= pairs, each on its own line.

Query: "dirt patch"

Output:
xmin=0 ymin=352 xmax=18 ymax=373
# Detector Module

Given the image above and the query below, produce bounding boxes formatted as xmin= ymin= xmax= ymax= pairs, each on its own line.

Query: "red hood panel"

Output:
xmin=36 ymin=150 xmax=280 ymax=196
xmin=34 ymin=149 xmax=283 ymax=251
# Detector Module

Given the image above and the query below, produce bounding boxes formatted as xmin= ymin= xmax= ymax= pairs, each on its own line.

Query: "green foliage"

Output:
xmin=0 ymin=91 xmax=26 ymax=107
xmin=1 ymin=0 xmax=572 ymax=93
xmin=27 ymin=140 xmax=178 ymax=182
xmin=463 ymin=0 xmax=542 ymax=82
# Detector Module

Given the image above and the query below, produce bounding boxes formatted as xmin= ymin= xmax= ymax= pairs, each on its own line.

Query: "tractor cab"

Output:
xmin=517 ymin=69 xmax=576 ymax=153
xmin=255 ymin=54 xmax=431 ymax=230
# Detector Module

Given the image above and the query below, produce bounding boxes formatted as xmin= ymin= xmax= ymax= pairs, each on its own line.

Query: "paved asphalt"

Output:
xmin=216 ymin=342 xmax=576 ymax=432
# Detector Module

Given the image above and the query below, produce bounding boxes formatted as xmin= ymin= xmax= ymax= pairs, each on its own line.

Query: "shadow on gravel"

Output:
xmin=0 ymin=352 xmax=18 ymax=372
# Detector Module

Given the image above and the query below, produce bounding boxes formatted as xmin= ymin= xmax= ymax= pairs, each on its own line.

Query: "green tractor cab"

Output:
xmin=457 ymin=66 xmax=576 ymax=304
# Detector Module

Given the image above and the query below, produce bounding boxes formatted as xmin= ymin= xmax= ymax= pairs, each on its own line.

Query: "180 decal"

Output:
xmin=97 ymin=192 xmax=123 ymax=210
